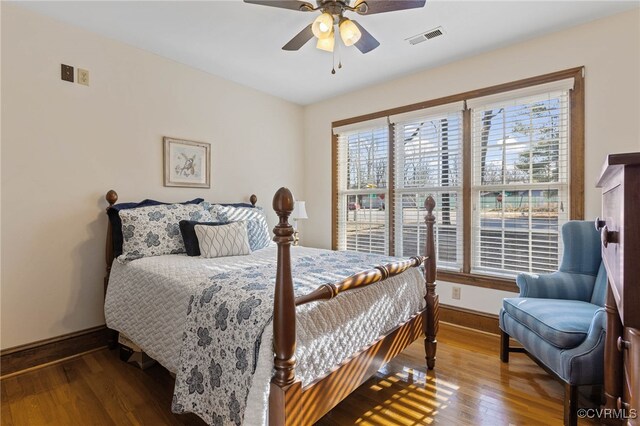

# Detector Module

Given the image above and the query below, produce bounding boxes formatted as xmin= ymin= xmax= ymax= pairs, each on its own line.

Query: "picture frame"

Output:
xmin=163 ymin=137 xmax=211 ymax=188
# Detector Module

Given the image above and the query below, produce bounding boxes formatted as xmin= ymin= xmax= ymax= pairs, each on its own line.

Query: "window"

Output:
xmin=335 ymin=119 xmax=389 ymax=254
xmin=392 ymin=104 xmax=464 ymax=270
xmin=469 ymin=84 xmax=571 ymax=276
xmin=332 ymin=69 xmax=584 ymax=288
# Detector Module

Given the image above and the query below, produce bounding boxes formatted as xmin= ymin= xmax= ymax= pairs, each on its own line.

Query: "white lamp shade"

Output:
xmin=316 ymin=33 xmax=335 ymax=52
xmin=339 ymin=19 xmax=361 ymax=46
xmin=312 ymin=13 xmax=334 ymax=39
xmin=292 ymin=201 xmax=308 ymax=220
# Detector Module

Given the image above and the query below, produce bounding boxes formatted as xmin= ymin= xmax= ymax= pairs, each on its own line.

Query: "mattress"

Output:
xmin=104 ymin=245 xmax=426 ymax=424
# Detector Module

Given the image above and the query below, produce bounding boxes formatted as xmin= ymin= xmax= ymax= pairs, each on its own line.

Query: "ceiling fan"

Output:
xmin=244 ymin=0 xmax=427 ymax=54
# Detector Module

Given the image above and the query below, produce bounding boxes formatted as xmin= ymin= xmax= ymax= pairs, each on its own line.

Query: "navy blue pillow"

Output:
xmin=179 ymin=220 xmax=229 ymax=256
xmin=107 ymin=198 xmax=204 ymax=258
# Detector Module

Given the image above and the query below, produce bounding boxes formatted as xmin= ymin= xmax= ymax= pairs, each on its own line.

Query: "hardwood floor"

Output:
xmin=1 ymin=323 xmax=598 ymax=425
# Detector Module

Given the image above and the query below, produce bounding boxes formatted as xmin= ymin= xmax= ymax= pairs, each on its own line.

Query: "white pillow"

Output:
xmin=195 ymin=221 xmax=251 ymax=258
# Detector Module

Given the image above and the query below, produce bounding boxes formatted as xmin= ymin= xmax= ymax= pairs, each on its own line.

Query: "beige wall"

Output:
xmin=302 ymin=8 xmax=640 ymax=314
xmin=2 ymin=5 xmax=639 ymax=349
xmin=0 ymin=4 xmax=305 ymax=349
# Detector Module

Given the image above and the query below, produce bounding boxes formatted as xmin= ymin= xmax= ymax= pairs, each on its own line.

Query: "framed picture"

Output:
xmin=163 ymin=137 xmax=211 ymax=188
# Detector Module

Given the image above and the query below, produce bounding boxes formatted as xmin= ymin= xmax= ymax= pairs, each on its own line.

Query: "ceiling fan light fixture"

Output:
xmin=247 ymin=0 xmax=428 ymax=54
xmin=339 ymin=18 xmax=361 ymax=46
xmin=316 ymin=32 xmax=335 ymax=52
xmin=312 ymin=13 xmax=334 ymax=39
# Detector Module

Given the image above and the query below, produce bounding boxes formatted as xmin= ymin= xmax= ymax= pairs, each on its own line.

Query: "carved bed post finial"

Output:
xmin=272 ymin=187 xmax=296 ymax=388
xmin=106 ymin=190 xmax=118 ymax=207
xmin=424 ymin=195 xmax=439 ymax=370
xmin=250 ymin=194 xmax=257 ymax=207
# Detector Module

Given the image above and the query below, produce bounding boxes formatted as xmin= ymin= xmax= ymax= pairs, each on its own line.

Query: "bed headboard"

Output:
xmin=103 ymin=190 xmax=258 ymax=291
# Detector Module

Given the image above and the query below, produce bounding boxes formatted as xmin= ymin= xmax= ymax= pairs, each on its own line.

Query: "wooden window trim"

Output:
xmin=437 ymin=271 xmax=518 ymax=293
xmin=462 ymin=107 xmax=472 ymax=274
xmin=331 ymin=133 xmax=339 ymax=251
xmin=333 ymin=67 xmax=584 ymax=129
xmin=569 ymin=69 xmax=585 ymax=221
xmin=331 ymin=67 xmax=585 ymax=292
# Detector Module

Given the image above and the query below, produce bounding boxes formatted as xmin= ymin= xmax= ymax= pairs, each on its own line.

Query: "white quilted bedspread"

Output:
xmin=105 ymin=246 xmax=426 ymax=425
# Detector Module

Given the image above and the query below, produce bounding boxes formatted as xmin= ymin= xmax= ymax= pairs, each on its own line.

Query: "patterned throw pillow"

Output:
xmin=107 ymin=198 xmax=203 ymax=257
xmin=118 ymin=204 xmax=213 ymax=262
xmin=195 ymin=221 xmax=251 ymax=258
xmin=210 ymin=205 xmax=271 ymax=251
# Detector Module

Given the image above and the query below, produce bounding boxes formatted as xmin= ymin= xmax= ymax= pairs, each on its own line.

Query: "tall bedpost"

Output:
xmin=424 ymin=195 xmax=439 ymax=370
xmin=250 ymin=194 xmax=258 ymax=207
xmin=105 ymin=190 xmax=118 ymax=292
xmin=270 ymin=187 xmax=300 ymax=425
xmin=105 ymin=190 xmax=118 ymax=349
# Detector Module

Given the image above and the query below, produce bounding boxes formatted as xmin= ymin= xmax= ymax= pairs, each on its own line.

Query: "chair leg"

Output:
xmin=500 ymin=329 xmax=510 ymax=363
xmin=564 ymin=383 xmax=578 ymax=426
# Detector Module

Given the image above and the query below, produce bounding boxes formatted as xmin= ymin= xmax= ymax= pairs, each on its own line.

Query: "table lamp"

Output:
xmin=291 ymin=201 xmax=308 ymax=246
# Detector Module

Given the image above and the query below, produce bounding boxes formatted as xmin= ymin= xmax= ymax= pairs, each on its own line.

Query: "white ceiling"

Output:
xmin=13 ymin=0 xmax=639 ymax=105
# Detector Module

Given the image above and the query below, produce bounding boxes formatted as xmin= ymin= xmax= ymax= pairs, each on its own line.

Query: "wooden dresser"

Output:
xmin=597 ymin=152 xmax=640 ymax=425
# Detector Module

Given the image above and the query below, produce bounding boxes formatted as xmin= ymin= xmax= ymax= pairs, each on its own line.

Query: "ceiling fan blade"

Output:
xmin=244 ymin=0 xmax=314 ymax=12
xmin=282 ymin=24 xmax=314 ymax=51
xmin=354 ymin=0 xmax=426 ymax=15
xmin=352 ymin=21 xmax=380 ymax=54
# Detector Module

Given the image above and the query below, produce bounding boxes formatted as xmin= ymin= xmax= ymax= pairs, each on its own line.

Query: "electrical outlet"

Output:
xmin=77 ymin=68 xmax=89 ymax=86
xmin=452 ymin=286 xmax=461 ymax=300
xmin=61 ymin=64 xmax=74 ymax=82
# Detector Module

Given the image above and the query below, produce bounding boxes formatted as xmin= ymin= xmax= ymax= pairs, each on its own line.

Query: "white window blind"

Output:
xmin=336 ymin=125 xmax=389 ymax=254
xmin=470 ymin=89 xmax=570 ymax=277
xmin=393 ymin=106 xmax=464 ymax=270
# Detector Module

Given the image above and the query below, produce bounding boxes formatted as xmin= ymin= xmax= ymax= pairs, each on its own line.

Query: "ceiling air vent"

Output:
xmin=406 ymin=26 xmax=444 ymax=45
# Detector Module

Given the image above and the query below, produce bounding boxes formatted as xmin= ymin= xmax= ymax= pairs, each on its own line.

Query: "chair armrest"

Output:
xmin=587 ymin=307 xmax=606 ymax=336
xmin=516 ymin=271 xmax=596 ymax=301
xmin=560 ymin=308 xmax=607 ymax=386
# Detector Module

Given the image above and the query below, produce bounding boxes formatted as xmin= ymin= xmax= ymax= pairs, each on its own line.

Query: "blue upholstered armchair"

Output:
xmin=499 ymin=221 xmax=607 ymax=426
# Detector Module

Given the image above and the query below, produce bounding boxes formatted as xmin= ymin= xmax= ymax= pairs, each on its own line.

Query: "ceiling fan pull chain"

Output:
xmin=331 ymin=45 xmax=336 ymax=74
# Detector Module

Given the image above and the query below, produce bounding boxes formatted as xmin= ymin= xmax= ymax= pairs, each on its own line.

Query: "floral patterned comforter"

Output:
xmin=171 ymin=250 xmax=405 ymax=426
